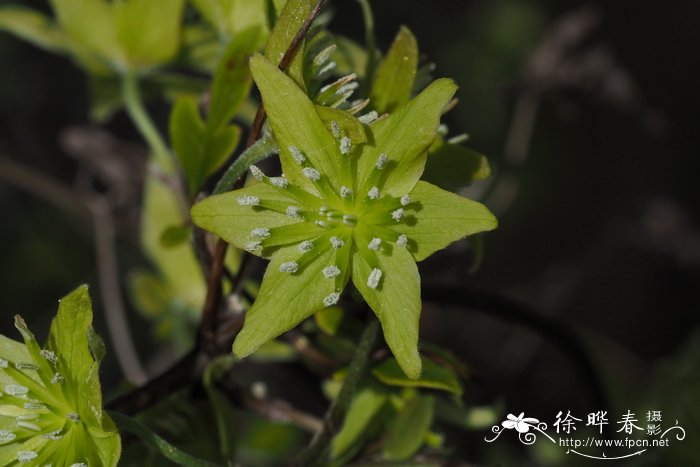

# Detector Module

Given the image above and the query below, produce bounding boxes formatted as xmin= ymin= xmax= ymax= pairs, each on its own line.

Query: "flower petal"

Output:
xmin=351 ymin=243 xmax=422 ymax=379
xmin=191 ymin=182 xmax=305 ymax=257
xmin=515 ymin=422 xmax=531 ymax=433
xmin=502 ymin=420 xmax=517 ymax=429
xmin=394 ymin=181 xmax=497 ymax=261
xmin=233 ymin=241 xmax=350 ymax=358
xmin=356 ymin=78 xmax=457 ymax=196
xmin=249 ymin=54 xmax=343 ymax=192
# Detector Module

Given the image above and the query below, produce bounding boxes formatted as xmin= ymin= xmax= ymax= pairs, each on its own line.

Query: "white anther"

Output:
xmin=358 ymin=111 xmax=378 ymax=124
xmin=298 ymin=240 xmax=314 ymax=252
xmin=340 ymin=186 xmax=353 ymax=198
xmin=4 ymin=385 xmax=28 ymax=396
xmin=16 ymin=421 xmax=40 ymax=432
xmin=316 ymin=220 xmax=330 ymax=229
xmin=337 ymin=82 xmax=359 ymax=95
xmin=391 ymin=208 xmax=404 ymax=221
xmin=331 ymin=120 xmax=341 ymax=139
xmin=0 ymin=430 xmax=16 ymax=444
xmin=16 ymin=450 xmax=38 ymax=462
xmin=376 ymin=153 xmax=388 ymax=169
xmin=51 ymin=373 xmax=64 ymax=385
xmin=279 ymin=262 xmax=299 ymax=273
xmin=339 ymin=137 xmax=351 ymax=154
xmin=70 ymin=464 xmax=88 ymax=467
xmin=318 ymin=61 xmax=337 ymax=75
xmin=42 ymin=430 xmax=63 ymax=440
xmin=23 ymin=402 xmax=45 ymax=410
xmin=249 ymin=165 xmax=264 ymax=181
xmin=66 ymin=413 xmax=80 ymax=422
xmin=250 ymin=228 xmax=271 ymax=239
xmin=437 ymin=123 xmax=448 ymax=136
xmin=367 ymin=268 xmax=383 ymax=289
xmin=270 ymin=176 xmax=288 ymax=188
xmin=323 ymin=293 xmax=340 ymax=307
xmin=368 ymin=186 xmax=380 ymax=200
xmin=323 ymin=265 xmax=341 ymax=279
xmin=15 ymin=362 xmax=38 ymax=371
xmin=313 ymin=44 xmax=336 ymax=66
xmin=245 ymin=241 xmax=262 ymax=253
xmin=289 ymin=145 xmax=306 ymax=164
xmin=17 ymin=413 xmax=38 ymax=421
xmin=397 ymin=234 xmax=408 ymax=246
xmin=330 ymin=236 xmax=345 ymax=249
xmin=400 ymin=194 xmax=411 ymax=206
xmin=237 ymin=195 xmax=260 ymax=206
xmin=40 ymin=349 xmax=57 ymax=364
xmin=368 ymin=238 xmax=382 ymax=251
xmin=447 ymin=133 xmax=469 ymax=144
xmin=303 ymin=167 xmax=321 ymax=181
xmin=286 ymin=206 xmax=301 ymax=218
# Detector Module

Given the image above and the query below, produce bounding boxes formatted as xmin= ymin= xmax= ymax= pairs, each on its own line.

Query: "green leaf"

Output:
xmin=213 ymin=135 xmax=279 ymax=194
xmin=315 ymin=105 xmax=368 ymax=144
xmin=0 ymin=6 xmax=68 ymax=53
xmin=191 ymin=181 xmax=302 ymax=257
xmin=203 ymin=356 xmax=238 ymax=462
xmin=423 ymin=142 xmax=492 ymax=191
xmin=372 ymin=357 xmax=463 ymax=396
xmin=397 ymin=180 xmax=497 ymax=261
xmin=250 ymin=54 xmax=343 ymax=192
xmin=331 ymin=385 xmax=389 ymax=459
xmin=382 ymin=395 xmax=435 ymax=461
xmin=263 ymin=0 xmax=314 ymax=88
xmin=160 ymin=225 xmax=193 ymax=249
xmin=357 ymin=78 xmax=458 ymax=197
xmin=233 ymin=242 xmax=345 ymax=357
xmin=192 ymin=0 xmax=275 ymax=39
xmin=109 ymin=411 xmax=219 ymax=467
xmin=207 ymin=26 xmax=264 ymax=131
xmin=370 ymin=26 xmax=418 ymax=113
xmin=351 ymin=244 xmax=422 ymax=379
xmin=115 ymin=0 xmax=185 ymax=68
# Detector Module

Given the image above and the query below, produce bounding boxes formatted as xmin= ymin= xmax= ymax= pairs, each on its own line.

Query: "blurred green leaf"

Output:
xmin=382 ymin=395 xmax=434 ymax=461
xmin=331 ymin=385 xmax=390 ymax=460
xmin=0 ymin=6 xmax=68 ymax=53
xmin=434 ymin=398 xmax=501 ymax=430
xmin=423 ymin=141 xmax=492 ymax=191
xmin=264 ymin=0 xmax=314 ymax=88
xmin=372 ymin=357 xmax=463 ymax=396
xmin=203 ymin=356 xmax=238 ymax=463
xmin=370 ymin=26 xmax=418 ymax=113
xmin=160 ymin=225 xmax=193 ymax=249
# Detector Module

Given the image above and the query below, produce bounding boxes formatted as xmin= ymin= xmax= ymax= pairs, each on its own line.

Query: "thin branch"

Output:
xmin=0 ymin=156 xmax=148 ymax=384
xmin=295 ymin=317 xmax=380 ymax=466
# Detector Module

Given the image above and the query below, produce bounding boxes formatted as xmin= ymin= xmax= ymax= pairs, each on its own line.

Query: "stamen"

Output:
xmin=286 ymin=206 xmax=302 ymax=218
xmin=16 ymin=421 xmax=41 ymax=432
xmin=340 ymin=186 xmax=353 ymax=198
xmin=40 ymin=349 xmax=57 ymax=364
xmin=66 ymin=413 xmax=80 ymax=422
xmin=318 ymin=61 xmax=337 ymax=75
xmin=298 ymin=240 xmax=314 ymax=252
xmin=397 ymin=234 xmax=408 ymax=246
xmin=303 ymin=167 xmax=321 ymax=181
xmin=51 ymin=373 xmax=64 ymax=385
xmin=359 ymin=111 xmax=378 ymax=124
xmin=42 ymin=430 xmax=63 ymax=440
xmin=279 ymin=262 xmax=299 ymax=273
xmin=339 ymin=137 xmax=351 ymax=154
xmin=23 ymin=402 xmax=46 ymax=410
xmin=0 ymin=359 xmax=7 ymax=368
xmin=437 ymin=123 xmax=448 ymax=136
xmin=250 ymin=228 xmax=271 ymax=239
xmin=237 ymin=195 xmax=260 ymax=206
xmin=376 ymin=154 xmax=388 ymax=169
xmin=368 ymin=238 xmax=382 ymax=251
xmin=330 ymin=237 xmax=345 ymax=249
xmin=323 ymin=292 xmax=340 ymax=307
xmin=331 ymin=121 xmax=341 ymax=139
xmin=249 ymin=165 xmax=264 ymax=181
xmin=270 ymin=176 xmax=288 ymax=188
xmin=391 ymin=208 xmax=404 ymax=221
xmin=368 ymin=186 xmax=380 ymax=200
xmin=400 ymin=195 xmax=411 ymax=206
xmin=289 ymin=145 xmax=306 ymax=164
xmin=316 ymin=220 xmax=330 ymax=229
xmin=17 ymin=413 xmax=39 ymax=421
xmin=342 ymin=214 xmax=358 ymax=228
xmin=4 ymin=384 xmax=29 ymax=396
xmin=15 ymin=362 xmax=38 ymax=371
xmin=367 ymin=268 xmax=383 ymax=289
xmin=337 ymin=82 xmax=359 ymax=95
xmin=245 ymin=241 xmax=262 ymax=253
xmin=313 ymin=44 xmax=336 ymax=66
xmin=447 ymin=133 xmax=469 ymax=144
xmin=322 ymin=265 xmax=341 ymax=279
xmin=16 ymin=450 xmax=38 ymax=462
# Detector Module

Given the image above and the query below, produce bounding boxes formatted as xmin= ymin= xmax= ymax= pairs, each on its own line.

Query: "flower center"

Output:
xmin=316 ymin=205 xmax=358 ymax=229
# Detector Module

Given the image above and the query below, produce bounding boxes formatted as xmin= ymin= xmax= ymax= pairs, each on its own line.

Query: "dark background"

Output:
xmin=1 ymin=0 xmax=699 ymax=463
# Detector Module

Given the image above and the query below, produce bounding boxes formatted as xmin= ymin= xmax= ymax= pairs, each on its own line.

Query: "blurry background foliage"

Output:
xmin=0 ymin=0 xmax=699 ymax=465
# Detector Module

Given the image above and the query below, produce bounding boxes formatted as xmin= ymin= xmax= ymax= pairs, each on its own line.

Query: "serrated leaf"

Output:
xmin=315 ymin=105 xmax=368 ymax=144
xmin=207 ymin=25 xmax=264 ymax=131
xmin=356 ymin=78 xmax=458 ymax=197
xmin=264 ymin=0 xmax=314 ymax=88
xmin=331 ymin=385 xmax=390 ymax=459
xmin=372 ymin=357 xmax=463 ymax=396
xmin=370 ymin=26 xmax=418 ymax=113
xmin=0 ymin=6 xmax=68 ymax=53
xmin=382 ymin=395 xmax=434 ymax=461
xmin=396 ymin=180 xmax=497 ymax=261
xmin=423 ymin=142 xmax=492 ymax=191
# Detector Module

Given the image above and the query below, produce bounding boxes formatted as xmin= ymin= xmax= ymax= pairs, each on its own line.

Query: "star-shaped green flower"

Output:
xmin=192 ymin=55 xmax=497 ymax=378
xmin=0 ymin=286 xmax=120 ymax=466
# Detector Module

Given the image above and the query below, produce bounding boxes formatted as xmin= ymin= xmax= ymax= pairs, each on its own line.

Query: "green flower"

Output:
xmin=0 ymin=286 xmax=120 ymax=466
xmin=192 ymin=55 xmax=497 ymax=378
